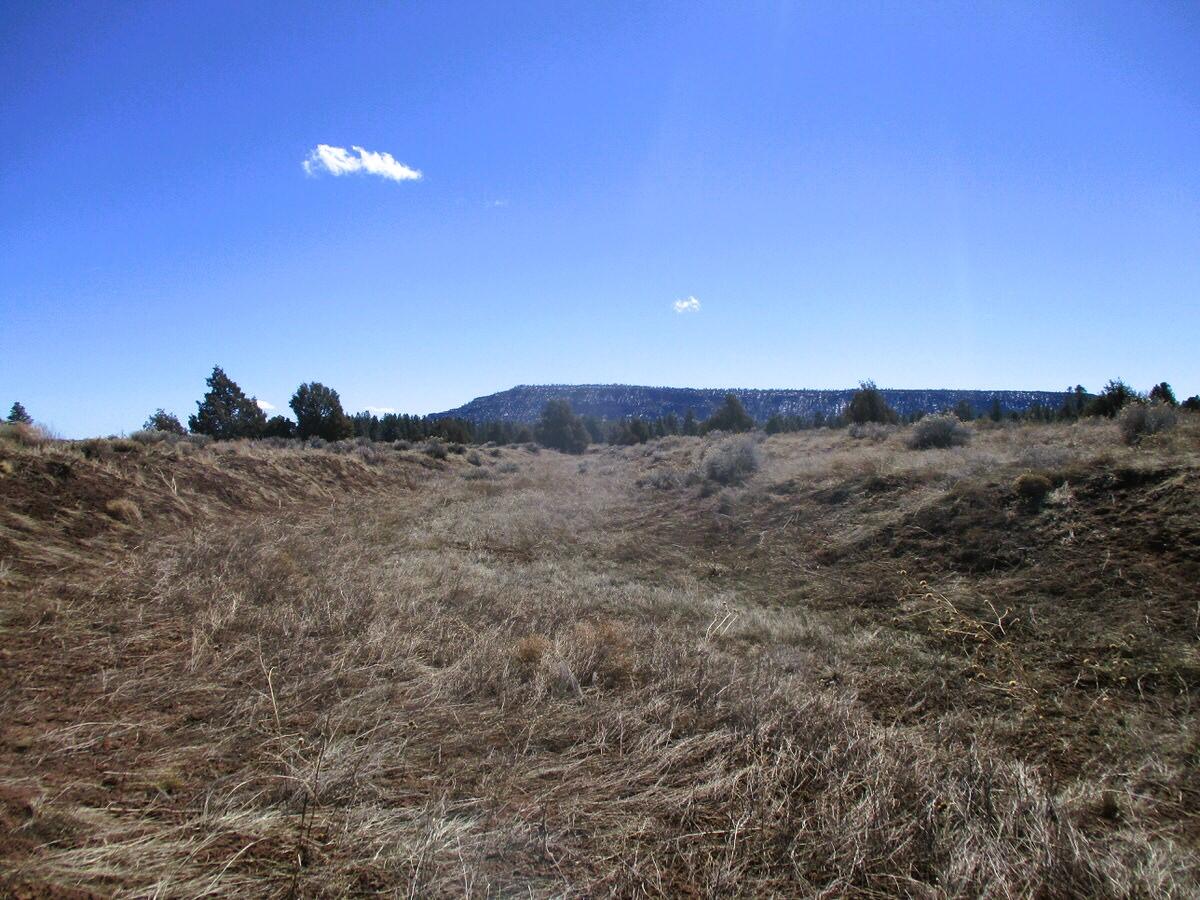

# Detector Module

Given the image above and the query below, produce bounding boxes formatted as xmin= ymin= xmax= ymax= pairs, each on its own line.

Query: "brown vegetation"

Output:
xmin=2 ymin=417 xmax=1198 ymax=895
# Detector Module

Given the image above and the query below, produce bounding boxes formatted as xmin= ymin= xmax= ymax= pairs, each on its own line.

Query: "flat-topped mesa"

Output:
xmin=432 ymin=384 xmax=1073 ymax=423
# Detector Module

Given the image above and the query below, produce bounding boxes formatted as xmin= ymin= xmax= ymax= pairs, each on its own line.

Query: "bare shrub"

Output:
xmin=1119 ymin=403 xmax=1177 ymax=445
xmin=905 ymin=414 xmax=971 ymax=450
xmin=702 ymin=435 xmax=761 ymax=485
xmin=466 ymin=450 xmax=483 ymax=466
xmin=424 ymin=439 xmax=448 ymax=459
xmin=638 ymin=469 xmax=682 ymax=490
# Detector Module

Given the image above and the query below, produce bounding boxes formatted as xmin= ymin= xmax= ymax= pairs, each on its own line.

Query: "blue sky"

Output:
xmin=2 ymin=1 xmax=1197 ymax=436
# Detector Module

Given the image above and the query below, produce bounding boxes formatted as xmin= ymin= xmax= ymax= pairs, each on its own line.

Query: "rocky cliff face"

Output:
xmin=433 ymin=384 xmax=1071 ymax=423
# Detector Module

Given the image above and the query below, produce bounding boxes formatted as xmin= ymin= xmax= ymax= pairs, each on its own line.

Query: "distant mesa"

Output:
xmin=432 ymin=384 xmax=1072 ymax=423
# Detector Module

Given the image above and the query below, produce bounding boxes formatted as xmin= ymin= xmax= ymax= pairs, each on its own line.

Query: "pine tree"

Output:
xmin=7 ymin=402 xmax=32 ymax=424
xmin=290 ymin=382 xmax=353 ymax=441
xmin=188 ymin=366 xmax=267 ymax=439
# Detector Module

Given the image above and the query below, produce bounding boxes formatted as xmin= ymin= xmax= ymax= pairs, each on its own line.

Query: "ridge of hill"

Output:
xmin=433 ymin=383 xmax=1073 ymax=422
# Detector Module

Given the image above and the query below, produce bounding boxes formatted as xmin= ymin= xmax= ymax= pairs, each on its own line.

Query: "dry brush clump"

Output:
xmin=702 ymin=434 xmax=761 ymax=485
xmin=1119 ymin=402 xmax=1178 ymax=445
xmin=906 ymin=413 xmax=972 ymax=449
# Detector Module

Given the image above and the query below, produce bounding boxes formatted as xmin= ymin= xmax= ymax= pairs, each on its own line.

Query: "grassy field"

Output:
xmin=1 ymin=418 xmax=1198 ymax=896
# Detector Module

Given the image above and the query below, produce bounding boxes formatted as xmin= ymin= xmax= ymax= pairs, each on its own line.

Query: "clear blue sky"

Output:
xmin=2 ymin=1 xmax=1197 ymax=436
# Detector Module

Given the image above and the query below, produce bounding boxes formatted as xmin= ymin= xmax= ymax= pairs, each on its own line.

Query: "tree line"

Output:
xmin=9 ymin=369 xmax=1196 ymax=452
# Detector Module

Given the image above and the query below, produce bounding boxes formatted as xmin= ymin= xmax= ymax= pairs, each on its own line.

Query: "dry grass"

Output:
xmin=2 ymin=418 xmax=1199 ymax=895
xmin=103 ymin=497 xmax=142 ymax=523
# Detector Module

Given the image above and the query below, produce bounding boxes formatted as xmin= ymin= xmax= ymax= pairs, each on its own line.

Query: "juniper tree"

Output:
xmin=188 ymin=366 xmax=267 ymax=439
xmin=1085 ymin=379 xmax=1138 ymax=418
xmin=703 ymin=394 xmax=754 ymax=433
xmin=143 ymin=409 xmax=186 ymax=434
xmin=846 ymin=381 xmax=898 ymax=426
xmin=536 ymin=399 xmax=589 ymax=453
xmin=1149 ymin=382 xmax=1178 ymax=406
xmin=290 ymin=382 xmax=353 ymax=441
xmin=263 ymin=415 xmax=296 ymax=439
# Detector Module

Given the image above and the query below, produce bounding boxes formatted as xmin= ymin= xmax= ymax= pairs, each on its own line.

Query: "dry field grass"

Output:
xmin=1 ymin=418 xmax=1198 ymax=896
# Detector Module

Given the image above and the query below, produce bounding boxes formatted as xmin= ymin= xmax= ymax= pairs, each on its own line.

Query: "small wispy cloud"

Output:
xmin=365 ymin=406 xmax=397 ymax=415
xmin=303 ymin=144 xmax=422 ymax=182
xmin=673 ymin=296 xmax=701 ymax=314
xmin=256 ymin=399 xmax=276 ymax=411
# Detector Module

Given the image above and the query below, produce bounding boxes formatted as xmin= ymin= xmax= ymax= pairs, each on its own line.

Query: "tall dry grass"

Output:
xmin=3 ymin=420 xmax=1199 ymax=895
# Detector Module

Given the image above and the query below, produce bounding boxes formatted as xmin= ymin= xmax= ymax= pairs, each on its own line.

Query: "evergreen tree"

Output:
xmin=290 ymin=382 xmax=353 ymax=441
xmin=953 ymin=399 xmax=974 ymax=421
xmin=582 ymin=415 xmax=606 ymax=443
xmin=989 ymin=397 xmax=1003 ymax=422
xmin=703 ymin=394 xmax=755 ymax=433
xmin=379 ymin=413 xmax=402 ymax=442
xmin=1182 ymin=396 xmax=1200 ymax=412
xmin=682 ymin=409 xmax=698 ymax=436
xmin=188 ymin=366 xmax=267 ymax=439
xmin=143 ymin=409 xmax=186 ymax=434
xmin=1085 ymin=379 xmax=1138 ymax=418
xmin=351 ymin=411 xmax=378 ymax=439
xmin=1149 ymin=382 xmax=1178 ymax=406
xmin=536 ymin=400 xmax=589 ymax=453
xmin=263 ymin=415 xmax=296 ymax=438
xmin=7 ymin=402 xmax=32 ymax=424
xmin=846 ymin=381 xmax=898 ymax=425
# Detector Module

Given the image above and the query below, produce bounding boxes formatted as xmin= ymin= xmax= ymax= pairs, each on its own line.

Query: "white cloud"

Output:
xmin=256 ymin=399 xmax=276 ymax=411
xmin=302 ymin=144 xmax=422 ymax=182
xmin=365 ymin=406 xmax=397 ymax=415
xmin=673 ymin=296 xmax=701 ymax=314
